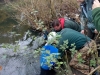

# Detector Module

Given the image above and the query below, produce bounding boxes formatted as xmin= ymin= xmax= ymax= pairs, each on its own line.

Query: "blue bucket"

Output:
xmin=40 ymin=45 xmax=58 ymax=70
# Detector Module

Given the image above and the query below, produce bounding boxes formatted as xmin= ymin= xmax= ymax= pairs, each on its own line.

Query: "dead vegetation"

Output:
xmin=6 ymin=0 xmax=79 ymax=31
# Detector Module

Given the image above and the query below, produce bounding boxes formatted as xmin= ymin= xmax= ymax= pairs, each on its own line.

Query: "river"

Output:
xmin=0 ymin=5 xmax=44 ymax=75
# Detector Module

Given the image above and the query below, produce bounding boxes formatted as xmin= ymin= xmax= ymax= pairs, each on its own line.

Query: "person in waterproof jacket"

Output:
xmin=40 ymin=28 xmax=97 ymax=75
xmin=77 ymin=0 xmax=98 ymax=39
xmin=40 ymin=44 xmax=58 ymax=75
xmin=92 ymin=0 xmax=100 ymax=31
xmin=51 ymin=17 xmax=81 ymax=32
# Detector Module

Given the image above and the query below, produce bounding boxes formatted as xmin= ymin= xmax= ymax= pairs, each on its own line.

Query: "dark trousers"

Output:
xmin=40 ymin=67 xmax=56 ymax=75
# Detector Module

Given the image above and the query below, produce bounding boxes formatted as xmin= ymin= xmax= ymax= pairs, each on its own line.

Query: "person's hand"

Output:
xmin=43 ymin=30 xmax=49 ymax=40
xmin=92 ymin=0 xmax=100 ymax=10
xmin=94 ymin=29 xmax=98 ymax=34
xmin=81 ymin=30 xmax=85 ymax=34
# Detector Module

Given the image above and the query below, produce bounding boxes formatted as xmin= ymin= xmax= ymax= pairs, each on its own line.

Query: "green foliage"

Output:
xmin=33 ymin=48 xmax=41 ymax=58
xmin=90 ymin=59 xmax=96 ymax=67
xmin=1 ymin=41 xmax=22 ymax=53
xmin=70 ymin=43 xmax=77 ymax=58
xmin=60 ymin=40 xmax=69 ymax=52
xmin=77 ymin=53 xmax=85 ymax=64
xmin=2 ymin=43 xmax=13 ymax=49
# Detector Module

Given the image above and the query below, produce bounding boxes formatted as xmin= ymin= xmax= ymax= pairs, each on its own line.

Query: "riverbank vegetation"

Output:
xmin=4 ymin=0 xmax=78 ymax=32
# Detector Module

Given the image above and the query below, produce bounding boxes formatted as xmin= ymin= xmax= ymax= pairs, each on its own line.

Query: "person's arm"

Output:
xmin=92 ymin=8 xmax=100 ymax=31
xmin=92 ymin=0 xmax=100 ymax=31
xmin=64 ymin=19 xmax=81 ymax=32
xmin=87 ymin=23 xmax=96 ymax=33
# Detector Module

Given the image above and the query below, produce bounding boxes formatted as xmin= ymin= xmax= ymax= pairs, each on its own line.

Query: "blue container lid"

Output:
xmin=40 ymin=45 xmax=58 ymax=70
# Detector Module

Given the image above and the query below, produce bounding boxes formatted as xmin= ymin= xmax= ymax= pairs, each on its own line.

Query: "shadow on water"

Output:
xmin=0 ymin=9 xmax=35 ymax=44
xmin=0 ymin=19 xmax=28 ymax=43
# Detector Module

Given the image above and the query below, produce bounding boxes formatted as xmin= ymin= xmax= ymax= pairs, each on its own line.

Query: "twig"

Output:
xmin=88 ymin=65 xmax=100 ymax=75
xmin=95 ymin=32 xmax=100 ymax=41
xmin=64 ymin=52 xmax=73 ymax=75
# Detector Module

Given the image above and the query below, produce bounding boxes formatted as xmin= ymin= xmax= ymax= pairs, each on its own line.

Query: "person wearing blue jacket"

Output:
xmin=40 ymin=45 xmax=58 ymax=75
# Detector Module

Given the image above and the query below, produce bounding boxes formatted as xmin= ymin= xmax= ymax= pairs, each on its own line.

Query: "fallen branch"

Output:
xmin=88 ymin=65 xmax=100 ymax=75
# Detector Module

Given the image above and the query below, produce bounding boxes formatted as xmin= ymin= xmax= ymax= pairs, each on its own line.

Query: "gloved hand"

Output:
xmin=43 ymin=30 xmax=48 ymax=40
xmin=87 ymin=23 xmax=96 ymax=33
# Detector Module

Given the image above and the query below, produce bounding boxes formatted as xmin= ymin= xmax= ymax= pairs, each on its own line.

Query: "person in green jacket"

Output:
xmin=46 ymin=28 xmax=97 ymax=75
xmin=76 ymin=0 xmax=98 ymax=39
xmin=92 ymin=0 xmax=100 ymax=31
xmin=51 ymin=18 xmax=81 ymax=32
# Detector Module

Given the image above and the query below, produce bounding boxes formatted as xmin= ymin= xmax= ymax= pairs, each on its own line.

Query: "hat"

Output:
xmin=46 ymin=32 xmax=57 ymax=45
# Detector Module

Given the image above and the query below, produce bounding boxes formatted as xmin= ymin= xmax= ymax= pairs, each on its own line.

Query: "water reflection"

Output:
xmin=0 ymin=10 xmax=30 ymax=44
